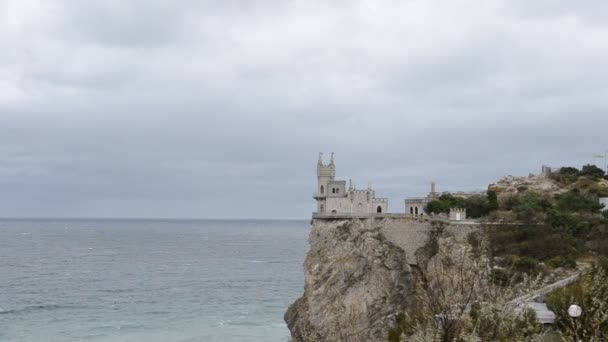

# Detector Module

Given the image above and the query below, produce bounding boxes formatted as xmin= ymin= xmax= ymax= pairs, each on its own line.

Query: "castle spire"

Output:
xmin=330 ymin=152 xmax=334 ymax=165
xmin=318 ymin=152 xmax=323 ymax=165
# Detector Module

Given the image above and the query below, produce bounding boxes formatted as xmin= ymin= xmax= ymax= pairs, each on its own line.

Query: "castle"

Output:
xmin=314 ymin=153 xmax=388 ymax=215
xmin=313 ymin=153 xmax=469 ymax=220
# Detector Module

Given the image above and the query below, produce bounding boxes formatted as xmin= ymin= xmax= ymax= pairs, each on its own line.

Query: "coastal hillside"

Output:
xmin=286 ymin=164 xmax=608 ymax=341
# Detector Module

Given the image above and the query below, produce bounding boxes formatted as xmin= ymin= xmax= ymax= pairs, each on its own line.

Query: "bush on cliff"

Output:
xmin=487 ymin=190 xmax=499 ymax=212
xmin=580 ymin=164 xmax=606 ymax=180
xmin=426 ymin=193 xmax=493 ymax=219
xmin=555 ymin=189 xmax=602 ymax=214
xmin=426 ymin=194 xmax=465 ymax=214
xmin=512 ymin=192 xmax=552 ymax=223
xmin=551 ymin=166 xmax=580 ymax=185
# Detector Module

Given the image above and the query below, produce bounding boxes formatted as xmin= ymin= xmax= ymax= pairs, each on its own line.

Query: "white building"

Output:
xmin=314 ymin=153 xmax=388 ymax=215
xmin=404 ymin=182 xmax=439 ymax=217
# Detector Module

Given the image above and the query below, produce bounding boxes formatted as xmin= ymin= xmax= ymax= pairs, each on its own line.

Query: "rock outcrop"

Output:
xmin=284 ymin=219 xmax=415 ymax=342
xmin=488 ymin=173 xmax=562 ymax=196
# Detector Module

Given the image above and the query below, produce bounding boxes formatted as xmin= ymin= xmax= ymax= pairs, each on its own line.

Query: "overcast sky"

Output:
xmin=1 ymin=0 xmax=607 ymax=219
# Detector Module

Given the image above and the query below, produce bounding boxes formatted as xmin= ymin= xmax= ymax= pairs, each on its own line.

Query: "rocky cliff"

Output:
xmin=284 ymin=218 xmax=415 ymax=342
xmin=285 ymin=217 xmax=480 ymax=342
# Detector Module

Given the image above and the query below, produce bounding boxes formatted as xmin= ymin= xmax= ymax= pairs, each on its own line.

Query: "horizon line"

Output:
xmin=0 ymin=216 xmax=309 ymax=221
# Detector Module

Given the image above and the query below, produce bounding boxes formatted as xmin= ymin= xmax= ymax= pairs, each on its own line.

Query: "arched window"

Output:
xmin=377 ymin=206 xmax=382 ymax=213
xmin=332 ymin=188 xmax=336 ymax=194
xmin=410 ymin=207 xmax=414 ymax=215
xmin=415 ymin=207 xmax=419 ymax=215
xmin=320 ymin=186 xmax=324 ymax=194
xmin=336 ymin=188 xmax=340 ymax=194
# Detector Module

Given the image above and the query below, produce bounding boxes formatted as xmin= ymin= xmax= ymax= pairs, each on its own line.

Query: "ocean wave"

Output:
xmin=249 ymin=259 xmax=290 ymax=264
xmin=0 ymin=304 xmax=80 ymax=315
xmin=97 ymin=288 xmax=136 ymax=294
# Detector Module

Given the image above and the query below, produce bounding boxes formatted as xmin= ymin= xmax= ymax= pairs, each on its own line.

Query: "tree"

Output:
xmin=580 ymin=164 xmax=605 ymax=180
xmin=426 ymin=194 xmax=466 ymax=215
xmin=487 ymin=190 xmax=499 ymax=212
xmin=552 ymin=167 xmax=580 ymax=185
xmin=464 ymin=195 xmax=491 ymax=219
xmin=560 ymin=167 xmax=580 ymax=176
xmin=556 ymin=189 xmax=602 ymax=214
xmin=427 ymin=199 xmax=450 ymax=214
xmin=546 ymin=266 xmax=608 ymax=341
xmin=513 ymin=192 xmax=552 ymax=223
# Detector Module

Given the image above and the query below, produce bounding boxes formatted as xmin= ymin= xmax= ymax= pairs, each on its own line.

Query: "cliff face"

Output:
xmin=284 ymin=219 xmax=416 ymax=342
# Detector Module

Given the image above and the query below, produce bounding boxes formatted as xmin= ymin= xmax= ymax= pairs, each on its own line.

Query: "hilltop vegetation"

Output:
xmin=427 ymin=164 xmax=608 ymax=280
xmin=486 ymin=165 xmax=608 ymax=282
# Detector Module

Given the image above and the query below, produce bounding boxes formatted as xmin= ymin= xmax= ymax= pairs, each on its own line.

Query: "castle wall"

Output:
xmin=323 ymin=190 xmax=388 ymax=214
xmin=405 ymin=198 xmax=427 ymax=216
xmin=372 ymin=199 xmax=388 ymax=213
xmin=449 ymin=208 xmax=467 ymax=221
xmin=327 ymin=181 xmax=346 ymax=195
xmin=325 ymin=197 xmax=351 ymax=213
xmin=350 ymin=191 xmax=372 ymax=213
xmin=378 ymin=217 xmax=480 ymax=265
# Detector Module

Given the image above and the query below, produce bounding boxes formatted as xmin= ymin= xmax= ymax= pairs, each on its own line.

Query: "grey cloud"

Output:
xmin=0 ymin=0 xmax=607 ymax=218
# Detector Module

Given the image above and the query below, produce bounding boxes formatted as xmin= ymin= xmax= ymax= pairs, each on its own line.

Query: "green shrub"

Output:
xmin=513 ymin=256 xmax=540 ymax=274
xmin=560 ymin=166 xmax=580 ymax=176
xmin=556 ymin=189 xmax=602 ymax=213
xmin=513 ymin=192 xmax=552 ymax=223
xmin=553 ymin=166 xmax=580 ymax=185
xmin=580 ymin=164 xmax=605 ymax=179
xmin=487 ymin=190 xmax=498 ymax=211
xmin=547 ymin=255 xmax=577 ymax=269
xmin=490 ymin=268 xmax=511 ymax=287
xmin=464 ymin=195 xmax=491 ymax=218
xmin=426 ymin=199 xmax=449 ymax=214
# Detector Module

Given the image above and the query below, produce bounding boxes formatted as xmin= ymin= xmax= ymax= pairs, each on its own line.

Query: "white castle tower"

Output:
xmin=314 ymin=153 xmax=388 ymax=215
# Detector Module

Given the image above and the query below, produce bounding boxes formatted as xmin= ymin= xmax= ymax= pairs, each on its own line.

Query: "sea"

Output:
xmin=0 ymin=219 xmax=309 ymax=342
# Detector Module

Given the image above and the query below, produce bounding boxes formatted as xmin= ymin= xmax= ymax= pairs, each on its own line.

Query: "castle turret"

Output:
xmin=316 ymin=152 xmax=335 ymax=198
xmin=429 ymin=181 xmax=439 ymax=199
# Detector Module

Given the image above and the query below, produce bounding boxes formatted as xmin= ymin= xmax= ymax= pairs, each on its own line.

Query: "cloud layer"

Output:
xmin=1 ymin=0 xmax=607 ymax=218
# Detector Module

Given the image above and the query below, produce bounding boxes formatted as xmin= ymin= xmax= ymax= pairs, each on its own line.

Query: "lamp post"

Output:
xmin=568 ymin=304 xmax=582 ymax=342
